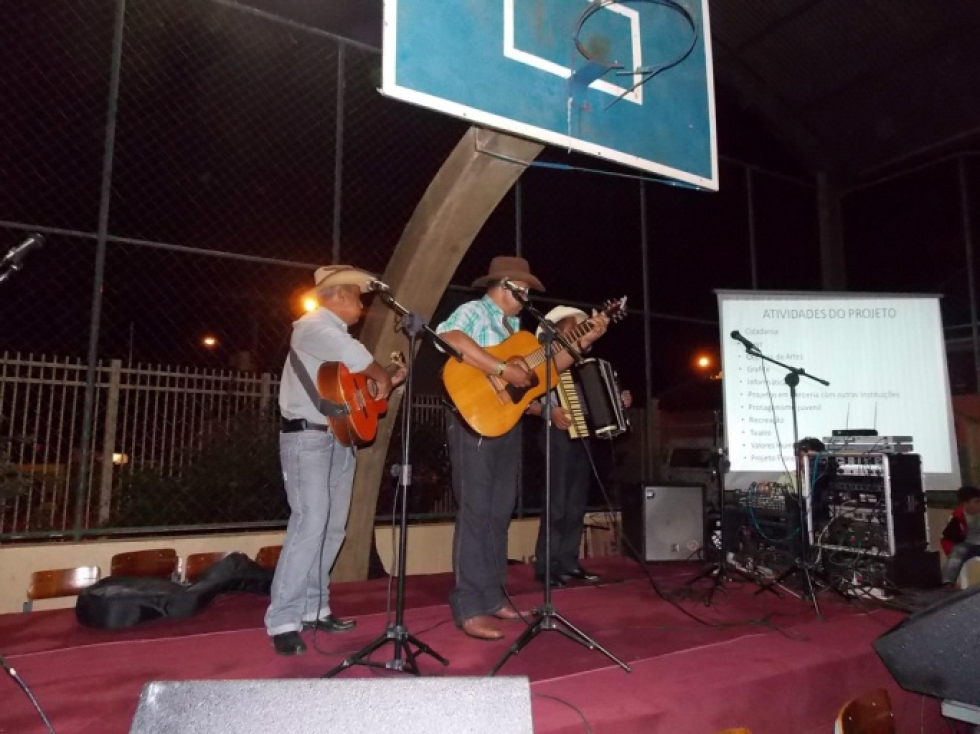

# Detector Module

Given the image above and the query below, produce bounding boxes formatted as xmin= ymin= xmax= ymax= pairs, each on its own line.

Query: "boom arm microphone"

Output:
xmin=1 ymin=233 xmax=45 ymax=266
xmin=730 ymin=330 xmax=758 ymax=351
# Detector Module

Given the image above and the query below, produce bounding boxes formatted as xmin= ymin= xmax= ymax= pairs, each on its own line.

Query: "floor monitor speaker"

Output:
xmin=129 ymin=678 xmax=534 ymax=734
xmin=621 ymin=484 xmax=703 ymax=561
xmin=874 ymin=583 xmax=980 ymax=706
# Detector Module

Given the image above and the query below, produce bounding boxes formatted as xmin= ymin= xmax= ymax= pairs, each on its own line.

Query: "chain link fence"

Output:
xmin=4 ymin=0 xmax=974 ymax=540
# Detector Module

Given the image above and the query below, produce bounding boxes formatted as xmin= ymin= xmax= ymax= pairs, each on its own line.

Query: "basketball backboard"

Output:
xmin=383 ymin=0 xmax=717 ymax=190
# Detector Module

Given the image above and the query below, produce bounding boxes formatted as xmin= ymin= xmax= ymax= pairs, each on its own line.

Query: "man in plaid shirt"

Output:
xmin=437 ymin=256 xmax=608 ymax=641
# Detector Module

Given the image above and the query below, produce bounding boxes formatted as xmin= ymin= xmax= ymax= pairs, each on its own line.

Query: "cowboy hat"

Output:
xmin=471 ymin=256 xmax=545 ymax=292
xmin=535 ymin=306 xmax=589 ymax=339
xmin=313 ymin=265 xmax=376 ymax=294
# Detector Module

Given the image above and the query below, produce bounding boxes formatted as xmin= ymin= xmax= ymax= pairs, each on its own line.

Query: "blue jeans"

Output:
xmin=942 ymin=542 xmax=980 ymax=584
xmin=264 ymin=430 xmax=355 ymax=636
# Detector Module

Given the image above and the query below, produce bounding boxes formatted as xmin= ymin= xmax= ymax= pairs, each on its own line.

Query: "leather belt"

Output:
xmin=281 ymin=418 xmax=331 ymax=434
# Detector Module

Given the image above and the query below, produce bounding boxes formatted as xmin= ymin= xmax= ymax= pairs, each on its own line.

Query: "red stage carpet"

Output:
xmin=0 ymin=557 xmax=945 ymax=733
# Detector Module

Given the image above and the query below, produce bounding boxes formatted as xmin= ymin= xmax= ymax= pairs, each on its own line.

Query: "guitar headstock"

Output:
xmin=601 ymin=296 xmax=628 ymax=324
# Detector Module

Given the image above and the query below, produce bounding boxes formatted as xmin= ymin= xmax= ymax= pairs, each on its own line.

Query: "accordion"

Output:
xmin=556 ymin=358 xmax=629 ymax=440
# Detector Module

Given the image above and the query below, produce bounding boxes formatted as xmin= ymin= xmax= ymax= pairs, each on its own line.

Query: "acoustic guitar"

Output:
xmin=442 ymin=298 xmax=627 ymax=437
xmin=317 ymin=352 xmax=405 ymax=447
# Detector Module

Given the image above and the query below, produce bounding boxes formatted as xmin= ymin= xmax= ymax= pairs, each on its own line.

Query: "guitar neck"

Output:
xmin=524 ymin=321 xmax=595 ymax=369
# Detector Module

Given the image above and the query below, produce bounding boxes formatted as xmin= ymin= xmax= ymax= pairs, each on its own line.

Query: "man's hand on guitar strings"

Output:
xmin=500 ymin=359 xmax=533 ymax=387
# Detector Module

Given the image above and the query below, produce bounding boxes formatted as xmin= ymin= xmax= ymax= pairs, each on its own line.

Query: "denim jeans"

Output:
xmin=534 ymin=428 xmax=591 ymax=578
xmin=264 ymin=430 xmax=355 ymax=636
xmin=445 ymin=409 xmax=521 ymax=624
xmin=942 ymin=542 xmax=980 ymax=584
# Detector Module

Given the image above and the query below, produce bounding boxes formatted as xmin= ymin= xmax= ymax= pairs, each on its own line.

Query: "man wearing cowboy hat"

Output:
xmin=436 ymin=256 xmax=609 ymax=641
xmin=527 ymin=306 xmax=632 ymax=587
xmin=265 ymin=264 xmax=405 ymax=656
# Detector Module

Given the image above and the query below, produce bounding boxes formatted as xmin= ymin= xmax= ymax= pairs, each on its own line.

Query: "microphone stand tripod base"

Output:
xmin=754 ymin=556 xmax=851 ymax=617
xmin=687 ymin=556 xmax=781 ymax=607
xmin=489 ymin=602 xmax=631 ymax=677
xmin=322 ymin=622 xmax=449 ymax=677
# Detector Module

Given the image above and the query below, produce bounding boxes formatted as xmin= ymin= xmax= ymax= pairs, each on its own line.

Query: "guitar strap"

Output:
xmin=288 ymin=348 xmax=349 ymax=418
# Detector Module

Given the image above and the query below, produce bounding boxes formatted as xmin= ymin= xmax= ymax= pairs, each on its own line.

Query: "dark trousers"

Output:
xmin=445 ymin=409 xmax=522 ymax=624
xmin=534 ymin=428 xmax=591 ymax=577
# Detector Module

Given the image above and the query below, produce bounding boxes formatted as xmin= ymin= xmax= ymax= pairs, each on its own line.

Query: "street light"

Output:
xmin=693 ymin=351 xmax=722 ymax=380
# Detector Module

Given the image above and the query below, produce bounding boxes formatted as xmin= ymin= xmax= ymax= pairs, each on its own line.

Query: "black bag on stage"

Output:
xmin=75 ymin=552 xmax=273 ymax=629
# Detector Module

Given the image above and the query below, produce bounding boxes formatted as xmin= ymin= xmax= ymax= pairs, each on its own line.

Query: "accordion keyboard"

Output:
xmin=557 ymin=371 xmax=589 ymax=439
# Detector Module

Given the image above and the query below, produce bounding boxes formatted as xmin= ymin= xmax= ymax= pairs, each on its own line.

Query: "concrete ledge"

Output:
xmin=1 ymin=519 xmax=542 ymax=614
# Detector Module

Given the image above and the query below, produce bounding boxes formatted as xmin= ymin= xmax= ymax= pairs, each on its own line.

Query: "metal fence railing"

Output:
xmin=0 ymin=350 xmax=472 ymax=537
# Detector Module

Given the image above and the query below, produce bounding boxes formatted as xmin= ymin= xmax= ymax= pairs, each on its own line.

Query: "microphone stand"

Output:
xmin=490 ymin=290 xmax=630 ymax=676
xmin=734 ymin=340 xmax=843 ymax=617
xmin=323 ymin=286 xmax=461 ymax=677
xmin=686 ymin=410 xmax=778 ymax=606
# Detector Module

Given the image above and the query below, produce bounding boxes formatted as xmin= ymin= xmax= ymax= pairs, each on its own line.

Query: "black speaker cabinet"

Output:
xmin=129 ymin=678 xmax=534 ymax=733
xmin=622 ymin=484 xmax=704 ymax=561
xmin=874 ymin=584 xmax=980 ymax=706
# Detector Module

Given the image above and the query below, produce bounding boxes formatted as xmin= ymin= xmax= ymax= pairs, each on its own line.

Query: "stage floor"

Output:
xmin=0 ymin=557 xmax=947 ymax=733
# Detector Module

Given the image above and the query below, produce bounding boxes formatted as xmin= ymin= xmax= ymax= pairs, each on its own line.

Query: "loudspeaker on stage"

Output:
xmin=621 ymin=483 xmax=704 ymax=561
xmin=129 ymin=678 xmax=534 ymax=734
xmin=874 ymin=584 xmax=980 ymax=707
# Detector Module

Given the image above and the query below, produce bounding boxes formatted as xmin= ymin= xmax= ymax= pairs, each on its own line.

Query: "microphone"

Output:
xmin=730 ymin=330 xmax=758 ymax=351
xmin=500 ymin=279 xmax=528 ymax=297
xmin=1 ymin=233 xmax=45 ymax=266
xmin=367 ymin=279 xmax=390 ymax=292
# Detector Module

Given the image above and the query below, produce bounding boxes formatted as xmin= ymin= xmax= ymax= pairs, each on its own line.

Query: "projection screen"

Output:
xmin=717 ymin=290 xmax=960 ymax=492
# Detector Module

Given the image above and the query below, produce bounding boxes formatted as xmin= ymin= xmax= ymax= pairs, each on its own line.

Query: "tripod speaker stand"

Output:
xmin=490 ymin=298 xmax=629 ymax=676
xmin=323 ymin=291 xmax=457 ymax=677
xmin=686 ymin=420 xmax=777 ymax=606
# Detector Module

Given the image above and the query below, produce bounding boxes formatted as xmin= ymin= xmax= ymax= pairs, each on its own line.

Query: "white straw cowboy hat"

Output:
xmin=471 ymin=256 xmax=545 ymax=292
xmin=535 ymin=306 xmax=589 ymax=339
xmin=313 ymin=265 xmax=376 ymax=294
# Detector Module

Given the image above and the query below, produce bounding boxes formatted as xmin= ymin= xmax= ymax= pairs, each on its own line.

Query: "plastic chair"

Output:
xmin=835 ymin=688 xmax=895 ymax=734
xmin=255 ymin=545 xmax=282 ymax=571
xmin=183 ymin=551 xmax=232 ymax=583
xmin=24 ymin=566 xmax=101 ymax=612
xmin=110 ymin=548 xmax=179 ymax=580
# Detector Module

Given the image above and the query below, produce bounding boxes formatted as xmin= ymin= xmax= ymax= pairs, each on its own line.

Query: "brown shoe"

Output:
xmin=493 ymin=606 xmax=530 ymax=621
xmin=460 ymin=615 xmax=504 ymax=641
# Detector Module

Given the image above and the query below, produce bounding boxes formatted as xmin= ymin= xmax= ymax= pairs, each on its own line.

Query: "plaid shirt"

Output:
xmin=436 ymin=295 xmax=518 ymax=347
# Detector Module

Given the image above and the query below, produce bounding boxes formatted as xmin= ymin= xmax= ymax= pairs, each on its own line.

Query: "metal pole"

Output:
xmin=514 ymin=179 xmax=523 ymax=257
xmin=332 ymin=43 xmax=346 ymax=264
xmin=959 ymin=157 xmax=980 ymax=392
xmin=745 ymin=166 xmax=758 ymax=289
xmin=74 ymin=0 xmax=126 ymax=539
xmin=640 ymin=180 xmax=653 ymax=483
xmin=515 ymin=178 xmax=523 ymax=512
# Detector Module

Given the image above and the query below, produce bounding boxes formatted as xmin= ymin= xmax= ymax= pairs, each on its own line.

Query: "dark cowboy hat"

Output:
xmin=470 ymin=256 xmax=545 ymax=291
